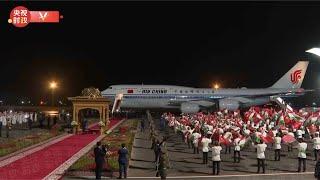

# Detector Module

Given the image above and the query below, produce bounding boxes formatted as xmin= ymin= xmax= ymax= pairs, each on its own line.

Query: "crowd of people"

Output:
xmin=0 ymin=111 xmax=38 ymax=137
xmin=0 ymin=110 xmax=67 ymax=138
xmin=162 ymin=106 xmax=320 ymax=175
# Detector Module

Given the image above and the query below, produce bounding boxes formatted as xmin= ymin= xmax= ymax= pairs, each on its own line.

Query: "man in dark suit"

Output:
xmin=94 ymin=141 xmax=106 ymax=179
xmin=118 ymin=143 xmax=129 ymax=179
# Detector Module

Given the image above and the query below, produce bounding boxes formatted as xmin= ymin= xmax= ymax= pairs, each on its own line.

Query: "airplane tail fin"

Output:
xmin=270 ymin=61 xmax=309 ymax=89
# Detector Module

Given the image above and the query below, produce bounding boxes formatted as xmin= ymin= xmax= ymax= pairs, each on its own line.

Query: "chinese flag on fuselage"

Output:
xmin=127 ymin=89 xmax=133 ymax=93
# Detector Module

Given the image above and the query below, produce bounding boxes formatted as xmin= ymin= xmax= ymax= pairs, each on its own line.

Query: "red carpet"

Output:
xmin=0 ymin=118 xmax=121 ymax=180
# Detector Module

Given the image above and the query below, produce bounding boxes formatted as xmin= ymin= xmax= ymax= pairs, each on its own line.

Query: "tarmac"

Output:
xmin=63 ymin=116 xmax=318 ymax=180
xmin=127 ymin=116 xmax=318 ymax=180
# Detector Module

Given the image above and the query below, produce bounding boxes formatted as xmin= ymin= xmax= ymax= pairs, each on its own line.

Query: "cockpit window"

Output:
xmin=108 ymin=87 xmax=112 ymax=89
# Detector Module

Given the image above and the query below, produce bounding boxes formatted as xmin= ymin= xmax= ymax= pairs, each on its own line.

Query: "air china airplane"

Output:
xmin=102 ymin=61 xmax=309 ymax=113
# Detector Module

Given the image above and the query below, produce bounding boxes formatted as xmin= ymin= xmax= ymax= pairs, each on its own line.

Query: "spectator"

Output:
xmin=297 ymin=138 xmax=307 ymax=172
xmin=192 ymin=130 xmax=201 ymax=154
xmin=47 ymin=116 xmax=51 ymax=129
xmin=53 ymin=116 xmax=58 ymax=125
xmin=315 ymin=155 xmax=320 ymax=180
xmin=39 ymin=114 xmax=44 ymax=128
xmin=212 ymin=141 xmax=222 ymax=175
xmin=274 ymin=133 xmax=282 ymax=161
xmin=27 ymin=116 xmax=32 ymax=130
xmin=233 ymin=135 xmax=241 ymax=163
xmin=0 ymin=121 xmax=2 ymax=137
xmin=313 ymin=132 xmax=320 ymax=161
xmin=255 ymin=140 xmax=267 ymax=173
xmin=201 ymin=134 xmax=212 ymax=164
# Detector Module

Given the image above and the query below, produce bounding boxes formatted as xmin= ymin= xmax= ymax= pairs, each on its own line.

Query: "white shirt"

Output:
xmin=298 ymin=142 xmax=307 ymax=158
xmin=274 ymin=137 xmax=281 ymax=150
xmin=2 ymin=116 xmax=6 ymax=126
xmin=201 ymin=138 xmax=212 ymax=152
xmin=192 ymin=133 xmax=201 ymax=144
xmin=234 ymin=138 xmax=241 ymax=151
xmin=188 ymin=129 xmax=194 ymax=138
xmin=272 ymin=130 xmax=278 ymax=137
xmin=256 ymin=143 xmax=267 ymax=159
xmin=212 ymin=146 xmax=222 ymax=161
xmin=297 ymin=130 xmax=303 ymax=138
xmin=313 ymin=137 xmax=320 ymax=150
xmin=288 ymin=132 xmax=295 ymax=137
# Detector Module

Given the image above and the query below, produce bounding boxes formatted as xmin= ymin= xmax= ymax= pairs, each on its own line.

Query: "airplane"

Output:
xmin=101 ymin=61 xmax=309 ymax=113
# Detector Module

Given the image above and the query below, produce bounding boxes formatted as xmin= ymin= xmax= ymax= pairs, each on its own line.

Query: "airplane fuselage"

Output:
xmin=101 ymin=85 xmax=303 ymax=109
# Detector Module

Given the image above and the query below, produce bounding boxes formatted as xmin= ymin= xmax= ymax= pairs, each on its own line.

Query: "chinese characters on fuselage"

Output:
xmin=142 ymin=89 xmax=168 ymax=94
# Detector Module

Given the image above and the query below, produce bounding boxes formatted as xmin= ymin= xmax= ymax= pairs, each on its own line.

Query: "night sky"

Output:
xmin=1 ymin=2 xmax=320 ymax=106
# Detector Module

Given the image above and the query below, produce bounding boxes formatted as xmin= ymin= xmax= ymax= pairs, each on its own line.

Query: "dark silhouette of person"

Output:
xmin=0 ymin=121 xmax=2 ymax=137
xmin=140 ymin=119 xmax=145 ymax=132
xmin=118 ymin=143 xmax=128 ymax=179
xmin=82 ymin=118 xmax=88 ymax=133
xmin=154 ymin=140 xmax=161 ymax=163
xmin=315 ymin=154 xmax=320 ymax=180
xmin=39 ymin=114 xmax=44 ymax=128
xmin=94 ymin=141 xmax=106 ymax=179
xmin=53 ymin=116 xmax=58 ymax=125
xmin=47 ymin=116 xmax=51 ymax=129
xmin=27 ymin=117 xmax=32 ymax=130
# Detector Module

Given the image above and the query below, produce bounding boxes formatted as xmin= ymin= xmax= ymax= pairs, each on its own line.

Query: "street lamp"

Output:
xmin=49 ymin=81 xmax=57 ymax=106
xmin=212 ymin=83 xmax=220 ymax=90
xmin=306 ymin=48 xmax=320 ymax=56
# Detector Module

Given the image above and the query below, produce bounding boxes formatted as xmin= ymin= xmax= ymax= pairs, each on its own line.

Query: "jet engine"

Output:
xmin=180 ymin=103 xmax=200 ymax=113
xmin=218 ymin=99 xmax=240 ymax=111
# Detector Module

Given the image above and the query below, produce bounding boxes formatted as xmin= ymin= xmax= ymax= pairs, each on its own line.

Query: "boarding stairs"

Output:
xmin=270 ymin=96 xmax=293 ymax=112
xmin=112 ymin=93 xmax=123 ymax=114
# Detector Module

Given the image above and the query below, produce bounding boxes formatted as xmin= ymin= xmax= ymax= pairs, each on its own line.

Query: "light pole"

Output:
xmin=49 ymin=81 xmax=57 ymax=106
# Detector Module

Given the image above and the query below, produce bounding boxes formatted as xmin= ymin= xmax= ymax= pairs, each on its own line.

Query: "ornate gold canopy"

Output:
xmin=68 ymin=88 xmax=111 ymax=134
xmin=81 ymin=87 xmax=102 ymax=98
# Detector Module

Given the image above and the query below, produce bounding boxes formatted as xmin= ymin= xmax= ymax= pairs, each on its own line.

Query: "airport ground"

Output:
xmin=62 ymin=114 xmax=317 ymax=180
xmin=126 ymin=116 xmax=317 ymax=180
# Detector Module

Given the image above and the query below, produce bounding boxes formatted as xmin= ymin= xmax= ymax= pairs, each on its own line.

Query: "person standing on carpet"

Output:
xmin=94 ymin=141 xmax=106 ymax=179
xmin=118 ymin=143 xmax=129 ymax=179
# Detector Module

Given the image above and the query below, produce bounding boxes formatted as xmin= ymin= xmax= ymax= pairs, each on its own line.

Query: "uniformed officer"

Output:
xmin=157 ymin=151 xmax=169 ymax=179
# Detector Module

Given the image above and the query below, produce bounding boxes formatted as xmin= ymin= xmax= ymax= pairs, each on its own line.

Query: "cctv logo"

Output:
xmin=290 ymin=69 xmax=302 ymax=84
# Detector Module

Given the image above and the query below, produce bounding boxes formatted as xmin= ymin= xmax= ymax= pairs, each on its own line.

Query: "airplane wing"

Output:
xmin=167 ymin=99 xmax=215 ymax=107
